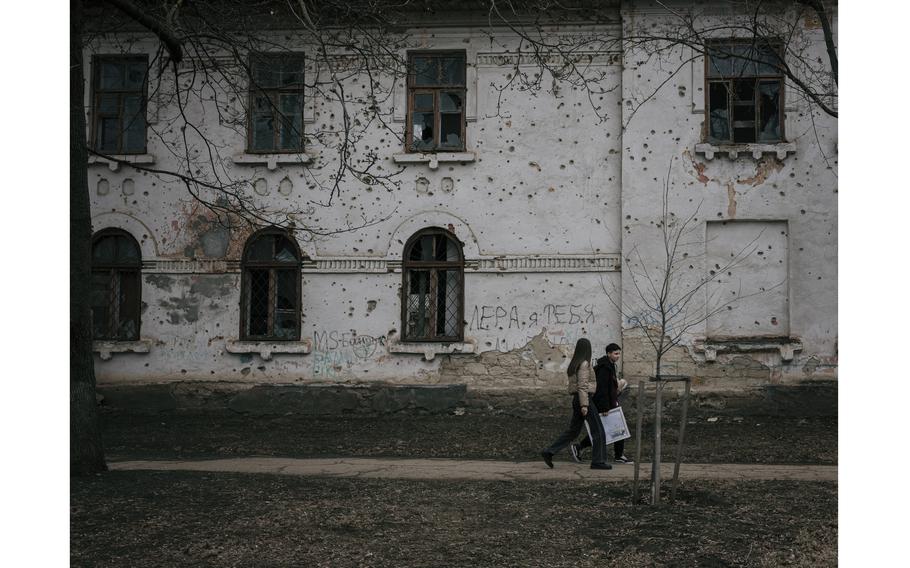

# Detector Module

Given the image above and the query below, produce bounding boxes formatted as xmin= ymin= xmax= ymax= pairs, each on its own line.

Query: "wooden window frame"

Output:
xmin=401 ymin=228 xmax=465 ymax=343
xmin=704 ymin=40 xmax=786 ymax=144
xmin=240 ymin=229 xmax=302 ymax=341
xmin=247 ymin=53 xmax=306 ymax=154
xmin=91 ymin=55 xmax=149 ymax=155
xmin=406 ymin=51 xmax=467 ymax=153
xmin=91 ymin=229 xmax=142 ymax=341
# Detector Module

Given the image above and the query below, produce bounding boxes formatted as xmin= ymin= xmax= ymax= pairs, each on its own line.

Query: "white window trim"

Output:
xmin=225 ymin=339 xmax=312 ymax=361
xmin=93 ymin=339 xmax=153 ymax=361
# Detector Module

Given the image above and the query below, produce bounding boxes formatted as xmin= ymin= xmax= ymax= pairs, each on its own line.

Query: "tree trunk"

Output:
xmin=71 ymin=0 xmax=107 ymax=475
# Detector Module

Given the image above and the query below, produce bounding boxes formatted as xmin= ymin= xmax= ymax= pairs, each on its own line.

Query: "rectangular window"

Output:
xmin=248 ymin=53 xmax=305 ymax=153
xmin=407 ymin=52 xmax=466 ymax=152
xmin=92 ymin=55 xmax=148 ymax=154
xmin=706 ymin=42 xmax=784 ymax=144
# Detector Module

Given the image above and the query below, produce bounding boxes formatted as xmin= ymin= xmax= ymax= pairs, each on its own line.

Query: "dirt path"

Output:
xmin=108 ymin=457 xmax=837 ymax=482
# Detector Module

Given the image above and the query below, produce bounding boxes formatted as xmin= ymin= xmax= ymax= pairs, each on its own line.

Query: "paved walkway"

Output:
xmin=109 ymin=457 xmax=836 ymax=482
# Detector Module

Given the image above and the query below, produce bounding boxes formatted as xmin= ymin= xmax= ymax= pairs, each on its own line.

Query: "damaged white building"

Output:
xmin=83 ymin=0 xmax=837 ymax=410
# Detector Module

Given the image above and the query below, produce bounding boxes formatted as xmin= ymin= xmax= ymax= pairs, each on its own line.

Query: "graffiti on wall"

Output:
xmin=311 ymin=330 xmax=387 ymax=378
xmin=469 ymin=303 xmax=596 ymax=352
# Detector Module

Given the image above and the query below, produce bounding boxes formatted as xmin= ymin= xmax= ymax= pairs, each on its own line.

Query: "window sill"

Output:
xmin=225 ymin=339 xmax=312 ymax=361
xmin=392 ymin=152 xmax=476 ymax=170
xmin=693 ymin=338 xmax=803 ymax=362
xmin=93 ymin=339 xmax=153 ymax=361
xmin=694 ymin=143 xmax=796 ymax=161
xmin=387 ymin=335 xmax=477 ymax=361
xmin=231 ymin=153 xmax=313 ymax=171
xmin=88 ymin=154 xmax=155 ymax=172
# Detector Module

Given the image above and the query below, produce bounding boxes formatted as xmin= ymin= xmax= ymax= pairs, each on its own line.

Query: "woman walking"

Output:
xmin=540 ymin=338 xmax=612 ymax=470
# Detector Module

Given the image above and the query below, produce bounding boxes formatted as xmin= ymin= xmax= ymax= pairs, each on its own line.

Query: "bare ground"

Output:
xmin=71 ymin=471 xmax=836 ymax=567
xmin=99 ymin=410 xmax=837 ymax=465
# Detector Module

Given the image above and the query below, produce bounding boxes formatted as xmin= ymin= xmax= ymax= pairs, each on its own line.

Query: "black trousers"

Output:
xmin=543 ymin=393 xmax=608 ymax=465
xmin=578 ymin=431 xmax=624 ymax=459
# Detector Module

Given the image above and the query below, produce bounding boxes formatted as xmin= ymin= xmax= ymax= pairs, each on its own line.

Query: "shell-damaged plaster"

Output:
xmin=618 ymin=2 xmax=837 ymax=386
xmin=88 ymin=2 xmax=836 ymax=392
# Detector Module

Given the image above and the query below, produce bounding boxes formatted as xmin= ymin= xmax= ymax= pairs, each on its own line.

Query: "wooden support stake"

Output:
xmin=670 ymin=378 xmax=691 ymax=503
xmin=651 ymin=378 xmax=662 ymax=505
xmin=632 ymin=380 xmax=645 ymax=504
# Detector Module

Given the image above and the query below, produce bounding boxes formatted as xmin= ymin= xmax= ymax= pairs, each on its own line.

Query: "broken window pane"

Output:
xmin=122 ymin=95 xmax=146 ymax=153
xmin=274 ymin=237 xmax=298 ymax=262
xmin=706 ymin=43 xmax=784 ymax=143
xmin=708 ymin=82 xmax=730 ymax=142
xmin=411 ymin=112 xmax=435 ymax=150
xmin=440 ymin=92 xmax=462 ymax=112
xmin=278 ymin=93 xmax=303 ymax=150
xmin=407 ymin=53 xmax=466 ymax=152
xmin=758 ymin=80 xmax=782 ymax=142
xmin=439 ymin=113 xmax=462 ymax=147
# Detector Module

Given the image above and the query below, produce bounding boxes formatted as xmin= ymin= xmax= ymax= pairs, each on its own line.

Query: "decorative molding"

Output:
xmin=694 ymin=142 xmax=796 ymax=161
xmin=225 ymin=339 xmax=312 ymax=361
xmin=143 ymin=260 xmax=240 ymax=274
xmin=471 ymin=255 xmax=621 ymax=273
xmin=138 ymin=255 xmax=620 ymax=274
xmin=93 ymin=340 xmax=153 ymax=361
xmin=475 ymin=51 xmax=621 ymax=67
xmin=302 ymin=258 xmax=390 ymax=273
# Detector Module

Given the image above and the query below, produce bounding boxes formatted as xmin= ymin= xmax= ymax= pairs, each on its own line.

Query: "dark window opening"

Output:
xmin=706 ymin=42 xmax=784 ymax=144
xmin=248 ymin=53 xmax=305 ymax=153
xmin=407 ymin=52 xmax=466 ymax=152
xmin=402 ymin=229 xmax=464 ymax=342
xmin=241 ymin=230 xmax=302 ymax=340
xmin=91 ymin=230 xmax=142 ymax=340
xmin=92 ymin=55 xmax=148 ymax=154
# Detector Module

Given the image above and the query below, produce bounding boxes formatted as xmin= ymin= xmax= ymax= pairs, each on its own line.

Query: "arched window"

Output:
xmin=91 ymin=229 xmax=142 ymax=340
xmin=241 ymin=230 xmax=301 ymax=340
xmin=402 ymin=228 xmax=464 ymax=341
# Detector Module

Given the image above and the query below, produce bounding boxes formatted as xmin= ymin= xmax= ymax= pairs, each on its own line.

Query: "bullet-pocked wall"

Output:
xmin=86 ymin=22 xmax=626 ymax=388
xmin=618 ymin=2 xmax=837 ymax=388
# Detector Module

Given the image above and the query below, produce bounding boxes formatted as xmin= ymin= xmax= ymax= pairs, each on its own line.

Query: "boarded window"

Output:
xmin=706 ymin=42 xmax=784 ymax=144
xmin=248 ymin=53 xmax=305 ymax=152
xmin=407 ymin=52 xmax=466 ymax=152
xmin=241 ymin=230 xmax=301 ymax=340
xmin=402 ymin=229 xmax=464 ymax=341
xmin=92 ymin=55 xmax=148 ymax=154
xmin=91 ymin=230 xmax=142 ymax=340
xmin=706 ymin=221 xmax=789 ymax=338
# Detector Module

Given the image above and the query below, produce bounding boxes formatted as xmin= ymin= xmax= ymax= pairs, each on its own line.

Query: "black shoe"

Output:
xmin=569 ymin=444 xmax=581 ymax=463
xmin=590 ymin=462 xmax=613 ymax=470
xmin=541 ymin=451 xmax=554 ymax=468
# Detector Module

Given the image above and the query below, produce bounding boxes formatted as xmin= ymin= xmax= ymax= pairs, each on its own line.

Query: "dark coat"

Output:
xmin=592 ymin=355 xmax=619 ymax=411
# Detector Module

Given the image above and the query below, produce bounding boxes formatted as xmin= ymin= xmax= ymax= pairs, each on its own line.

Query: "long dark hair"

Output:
xmin=566 ymin=338 xmax=592 ymax=377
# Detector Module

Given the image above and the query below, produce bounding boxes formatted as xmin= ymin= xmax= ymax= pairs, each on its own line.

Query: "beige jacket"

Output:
xmin=566 ymin=360 xmax=595 ymax=407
